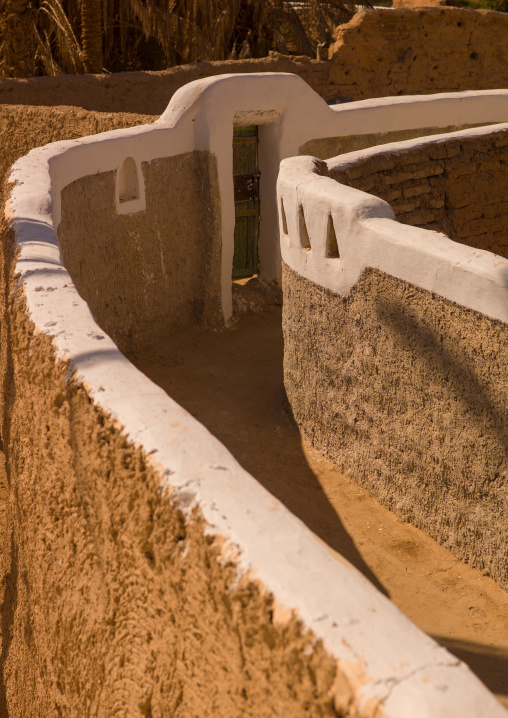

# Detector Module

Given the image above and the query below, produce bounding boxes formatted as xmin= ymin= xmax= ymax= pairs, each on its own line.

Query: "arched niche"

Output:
xmin=115 ymin=156 xmax=145 ymax=214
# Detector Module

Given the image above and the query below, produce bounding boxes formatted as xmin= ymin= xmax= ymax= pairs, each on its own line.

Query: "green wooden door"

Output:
xmin=233 ymin=126 xmax=260 ymax=279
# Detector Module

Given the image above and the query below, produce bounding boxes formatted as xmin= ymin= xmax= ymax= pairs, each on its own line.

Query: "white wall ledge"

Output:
xmin=278 ymin=145 xmax=508 ymax=324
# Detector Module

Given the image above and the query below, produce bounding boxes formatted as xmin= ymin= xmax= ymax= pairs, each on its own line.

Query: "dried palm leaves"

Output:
xmin=0 ymin=0 xmax=38 ymax=77
xmin=35 ymin=0 xmax=84 ymax=75
xmin=128 ymin=0 xmax=362 ymax=64
xmin=0 ymin=0 xmax=367 ymax=78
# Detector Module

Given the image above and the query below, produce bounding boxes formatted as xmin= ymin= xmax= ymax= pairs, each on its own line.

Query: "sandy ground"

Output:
xmin=128 ymin=302 xmax=508 ymax=710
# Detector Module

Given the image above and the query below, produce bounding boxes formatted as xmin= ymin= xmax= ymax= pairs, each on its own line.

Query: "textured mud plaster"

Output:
xmin=331 ymin=127 xmax=508 ymax=260
xmin=6 ymin=87 xmax=508 ymax=717
xmin=0 ymin=104 xmax=154 ymax=423
xmin=58 ymin=152 xmax=223 ymax=353
xmin=283 ymin=263 xmax=508 ymax=588
xmin=1 ymin=284 xmax=344 ymax=718
xmin=0 ymin=54 xmax=338 ymax=110
xmin=330 ymin=7 xmax=508 ymax=101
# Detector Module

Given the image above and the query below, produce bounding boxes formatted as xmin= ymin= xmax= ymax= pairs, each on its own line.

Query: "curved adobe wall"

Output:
xmin=283 ymin=263 xmax=508 ymax=586
xmin=278 ymin=140 xmax=508 ymax=590
xmin=0 ymin=102 xmax=155 ymax=715
xmin=0 ymin=103 xmax=154 ymax=418
xmin=37 ymin=76 xmax=508 ymax=327
xmin=330 ymin=125 xmax=508 ymax=260
xmin=4 ymin=78 xmax=508 ymax=716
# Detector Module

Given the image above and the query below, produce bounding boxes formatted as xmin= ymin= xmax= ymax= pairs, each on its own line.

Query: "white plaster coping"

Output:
xmin=159 ymin=78 xmax=508 ymax=321
xmin=277 ymin=126 xmax=508 ymax=324
xmin=12 ymin=74 xmax=508 ymax=323
xmin=6 ymin=83 xmax=508 ymax=717
xmin=327 ymin=120 xmax=508 ymax=174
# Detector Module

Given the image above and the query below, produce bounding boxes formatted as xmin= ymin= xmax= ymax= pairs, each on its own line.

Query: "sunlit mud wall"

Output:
xmin=299 ymin=123 xmax=487 ymax=160
xmin=1 ymin=290 xmax=342 ymax=716
xmin=0 ymin=107 xmax=345 ymax=717
xmin=0 ymin=113 xmax=340 ymax=714
xmin=283 ymin=262 xmax=508 ymax=588
xmin=4 ymin=90 xmax=508 ymax=716
xmin=0 ymin=105 xmax=152 ymax=457
xmin=331 ymin=126 xmax=508 ymax=259
xmin=329 ymin=7 xmax=508 ymax=101
xmin=58 ymin=152 xmax=223 ymax=353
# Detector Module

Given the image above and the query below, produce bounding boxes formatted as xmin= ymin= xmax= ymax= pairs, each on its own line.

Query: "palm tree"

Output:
xmin=0 ymin=0 xmax=367 ymax=77
xmin=81 ymin=0 xmax=103 ymax=72
xmin=0 ymin=0 xmax=38 ymax=77
xmin=127 ymin=0 xmax=362 ymax=64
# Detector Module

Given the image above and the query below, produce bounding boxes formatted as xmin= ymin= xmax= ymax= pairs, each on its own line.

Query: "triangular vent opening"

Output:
xmin=298 ymin=206 xmax=311 ymax=250
xmin=326 ymin=215 xmax=340 ymax=258
xmin=281 ymin=198 xmax=288 ymax=236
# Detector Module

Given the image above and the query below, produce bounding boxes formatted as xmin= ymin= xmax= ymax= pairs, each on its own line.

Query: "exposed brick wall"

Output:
xmin=331 ymin=127 xmax=508 ymax=260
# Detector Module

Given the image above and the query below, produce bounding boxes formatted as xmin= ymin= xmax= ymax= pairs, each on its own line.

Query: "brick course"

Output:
xmin=331 ymin=128 xmax=508 ymax=260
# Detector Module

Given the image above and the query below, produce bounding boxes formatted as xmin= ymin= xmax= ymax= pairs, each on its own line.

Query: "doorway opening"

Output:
xmin=232 ymin=125 xmax=260 ymax=280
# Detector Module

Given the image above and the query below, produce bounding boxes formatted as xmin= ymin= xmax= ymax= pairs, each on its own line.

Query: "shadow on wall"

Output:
xmin=374 ymin=296 xmax=508 ymax=454
xmin=433 ymin=635 xmax=508 ymax=706
xmin=371 ymin=284 xmax=508 ymax=580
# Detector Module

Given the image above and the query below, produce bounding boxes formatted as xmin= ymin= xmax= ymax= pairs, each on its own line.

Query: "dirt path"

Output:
xmin=128 ymin=304 xmax=508 ymax=710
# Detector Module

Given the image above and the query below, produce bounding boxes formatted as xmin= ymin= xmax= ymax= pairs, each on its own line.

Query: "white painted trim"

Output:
xmin=327 ymin=120 xmax=508 ymax=171
xmin=277 ymin=128 xmax=508 ymax=324
xmin=6 ymin=76 xmax=508 ymax=716
xmin=15 ymin=75 xmax=508 ymax=324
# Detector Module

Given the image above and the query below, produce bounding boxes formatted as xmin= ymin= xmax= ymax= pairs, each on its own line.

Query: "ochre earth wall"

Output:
xmin=1 ymin=8 xmax=508 ymax=112
xmin=0 ymin=105 xmax=153 ymax=431
xmin=58 ymin=153 xmax=223 ymax=353
xmin=330 ymin=7 xmax=508 ymax=101
xmin=282 ymin=263 xmax=508 ymax=588
xmin=331 ymin=127 xmax=508 ymax=259
xmin=0 ymin=273 xmax=340 ymax=717
xmin=0 ymin=105 xmax=150 ymax=712
xmin=0 ymin=54 xmax=337 ymax=111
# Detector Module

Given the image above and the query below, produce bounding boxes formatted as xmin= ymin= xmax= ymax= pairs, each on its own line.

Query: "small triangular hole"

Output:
xmin=298 ymin=206 xmax=311 ymax=250
xmin=326 ymin=215 xmax=340 ymax=258
xmin=281 ymin=198 xmax=288 ymax=235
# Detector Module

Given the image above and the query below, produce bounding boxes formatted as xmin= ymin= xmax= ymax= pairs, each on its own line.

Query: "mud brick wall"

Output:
xmin=58 ymin=152 xmax=223 ymax=354
xmin=282 ymin=263 xmax=508 ymax=589
xmin=331 ymin=128 xmax=508 ymax=260
xmin=0 ymin=271 xmax=340 ymax=716
xmin=0 ymin=53 xmax=339 ymax=111
xmin=329 ymin=7 xmax=508 ymax=101
xmin=298 ymin=123 xmax=487 ymax=160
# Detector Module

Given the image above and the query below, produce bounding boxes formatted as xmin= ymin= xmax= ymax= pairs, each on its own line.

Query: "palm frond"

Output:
xmin=40 ymin=0 xmax=84 ymax=74
xmin=0 ymin=0 xmax=370 ymax=77
xmin=33 ymin=22 xmax=65 ymax=75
